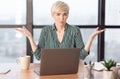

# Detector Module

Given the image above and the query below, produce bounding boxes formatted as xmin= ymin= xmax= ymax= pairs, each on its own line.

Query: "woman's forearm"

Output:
xmin=28 ymin=36 xmax=37 ymax=52
xmin=84 ymin=27 xmax=105 ymax=53
xmin=84 ymin=35 xmax=95 ymax=53
xmin=15 ymin=26 xmax=38 ymax=52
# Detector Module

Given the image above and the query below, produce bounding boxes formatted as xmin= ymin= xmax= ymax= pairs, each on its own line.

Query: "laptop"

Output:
xmin=34 ymin=48 xmax=80 ymax=76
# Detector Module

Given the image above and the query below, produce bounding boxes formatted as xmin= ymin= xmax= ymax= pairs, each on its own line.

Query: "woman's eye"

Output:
xmin=64 ymin=13 xmax=67 ymax=16
xmin=57 ymin=13 xmax=60 ymax=16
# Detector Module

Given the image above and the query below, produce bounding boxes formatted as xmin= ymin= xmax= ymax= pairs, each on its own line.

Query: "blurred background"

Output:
xmin=0 ymin=0 xmax=120 ymax=63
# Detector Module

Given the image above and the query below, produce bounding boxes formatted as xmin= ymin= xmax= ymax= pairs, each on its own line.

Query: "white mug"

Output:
xmin=16 ymin=55 xmax=31 ymax=70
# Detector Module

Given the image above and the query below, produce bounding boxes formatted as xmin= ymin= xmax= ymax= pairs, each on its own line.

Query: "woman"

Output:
xmin=15 ymin=1 xmax=105 ymax=60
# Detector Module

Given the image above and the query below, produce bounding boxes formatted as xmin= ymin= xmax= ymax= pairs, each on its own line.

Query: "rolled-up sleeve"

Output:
xmin=32 ymin=28 xmax=45 ymax=60
xmin=74 ymin=27 xmax=88 ymax=60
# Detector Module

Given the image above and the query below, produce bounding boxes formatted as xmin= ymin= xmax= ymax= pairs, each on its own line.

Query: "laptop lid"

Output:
xmin=34 ymin=48 xmax=80 ymax=76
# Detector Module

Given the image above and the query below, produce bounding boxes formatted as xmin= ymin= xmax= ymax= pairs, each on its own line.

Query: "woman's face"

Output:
xmin=52 ymin=11 xmax=68 ymax=26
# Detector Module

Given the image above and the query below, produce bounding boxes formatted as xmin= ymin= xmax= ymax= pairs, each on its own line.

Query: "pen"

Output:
xmin=2 ymin=69 xmax=11 ymax=74
xmin=5 ymin=69 xmax=11 ymax=74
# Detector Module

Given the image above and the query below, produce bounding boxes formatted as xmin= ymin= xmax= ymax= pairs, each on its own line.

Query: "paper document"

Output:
xmin=93 ymin=62 xmax=105 ymax=71
xmin=0 ymin=69 xmax=11 ymax=74
xmin=0 ymin=65 xmax=11 ymax=74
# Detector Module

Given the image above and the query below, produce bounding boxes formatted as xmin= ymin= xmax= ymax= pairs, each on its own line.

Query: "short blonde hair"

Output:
xmin=51 ymin=1 xmax=69 ymax=15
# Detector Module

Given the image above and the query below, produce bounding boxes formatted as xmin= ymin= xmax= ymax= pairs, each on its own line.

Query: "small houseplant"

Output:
xmin=102 ymin=59 xmax=116 ymax=71
xmin=102 ymin=59 xmax=116 ymax=79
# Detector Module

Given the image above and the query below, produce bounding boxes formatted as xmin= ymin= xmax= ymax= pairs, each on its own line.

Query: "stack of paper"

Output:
xmin=93 ymin=62 xmax=105 ymax=71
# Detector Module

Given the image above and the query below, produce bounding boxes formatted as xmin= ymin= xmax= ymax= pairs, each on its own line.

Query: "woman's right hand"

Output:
xmin=15 ymin=26 xmax=32 ymax=39
xmin=15 ymin=26 xmax=37 ymax=52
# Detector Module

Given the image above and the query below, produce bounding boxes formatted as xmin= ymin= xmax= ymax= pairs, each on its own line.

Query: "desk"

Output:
xmin=0 ymin=62 xmax=103 ymax=79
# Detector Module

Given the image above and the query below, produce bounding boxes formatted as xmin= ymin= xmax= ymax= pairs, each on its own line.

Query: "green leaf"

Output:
xmin=102 ymin=59 xmax=116 ymax=71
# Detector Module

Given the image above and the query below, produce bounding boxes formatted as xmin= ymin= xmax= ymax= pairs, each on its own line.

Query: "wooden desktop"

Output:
xmin=0 ymin=62 xmax=103 ymax=79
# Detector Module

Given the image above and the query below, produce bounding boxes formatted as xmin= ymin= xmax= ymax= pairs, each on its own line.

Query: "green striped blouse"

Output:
xmin=32 ymin=23 xmax=88 ymax=60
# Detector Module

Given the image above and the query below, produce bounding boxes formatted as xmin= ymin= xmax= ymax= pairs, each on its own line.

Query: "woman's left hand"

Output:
xmin=91 ymin=27 xmax=105 ymax=38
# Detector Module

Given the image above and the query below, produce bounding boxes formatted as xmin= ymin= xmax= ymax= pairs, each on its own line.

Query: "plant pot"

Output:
xmin=103 ymin=71 xmax=114 ymax=79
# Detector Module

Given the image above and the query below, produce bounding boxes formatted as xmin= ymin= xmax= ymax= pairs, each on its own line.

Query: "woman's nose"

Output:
xmin=60 ymin=15 xmax=64 ymax=20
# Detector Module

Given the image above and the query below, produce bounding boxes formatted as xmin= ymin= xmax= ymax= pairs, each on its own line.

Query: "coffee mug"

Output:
xmin=16 ymin=55 xmax=31 ymax=70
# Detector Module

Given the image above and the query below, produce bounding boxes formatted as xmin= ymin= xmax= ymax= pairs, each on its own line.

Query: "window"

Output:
xmin=0 ymin=29 xmax=26 ymax=63
xmin=105 ymin=0 xmax=120 ymax=62
xmin=33 ymin=0 xmax=98 ymax=25
xmin=0 ymin=0 xmax=26 ymax=25
xmin=105 ymin=0 xmax=120 ymax=25
xmin=105 ymin=29 xmax=120 ymax=62
xmin=2 ymin=0 xmax=118 ymax=63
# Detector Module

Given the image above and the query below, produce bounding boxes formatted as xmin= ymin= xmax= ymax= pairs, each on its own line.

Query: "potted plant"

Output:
xmin=102 ymin=59 xmax=116 ymax=79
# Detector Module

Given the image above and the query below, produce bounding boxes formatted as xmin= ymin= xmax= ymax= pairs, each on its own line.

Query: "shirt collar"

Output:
xmin=52 ymin=23 xmax=68 ymax=31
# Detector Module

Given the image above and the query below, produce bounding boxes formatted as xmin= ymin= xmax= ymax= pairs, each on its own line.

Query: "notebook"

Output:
xmin=34 ymin=48 xmax=80 ymax=76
